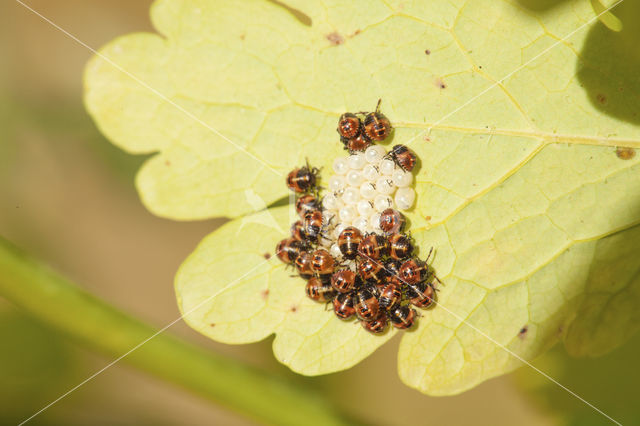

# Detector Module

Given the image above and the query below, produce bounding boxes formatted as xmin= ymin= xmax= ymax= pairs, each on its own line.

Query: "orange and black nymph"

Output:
xmin=337 ymin=112 xmax=362 ymax=139
xmin=338 ymin=226 xmax=363 ymax=260
xmin=388 ymin=145 xmax=417 ymax=172
xmin=287 ymin=166 xmax=319 ymax=193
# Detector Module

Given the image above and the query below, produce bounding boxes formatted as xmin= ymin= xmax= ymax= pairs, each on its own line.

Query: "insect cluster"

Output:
xmin=276 ymin=102 xmax=438 ymax=334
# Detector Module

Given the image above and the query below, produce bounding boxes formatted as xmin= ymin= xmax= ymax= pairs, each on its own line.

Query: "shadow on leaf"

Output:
xmin=515 ymin=329 xmax=640 ymax=425
xmin=577 ymin=2 xmax=640 ymax=126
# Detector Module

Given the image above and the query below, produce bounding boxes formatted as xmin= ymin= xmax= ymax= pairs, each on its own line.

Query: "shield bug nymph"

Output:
xmin=354 ymin=286 xmax=380 ymax=321
xmin=306 ymin=277 xmax=337 ymax=302
xmin=389 ymin=305 xmax=417 ymax=329
xmin=358 ymin=233 xmax=389 ymax=260
xmin=337 ymin=112 xmax=362 ymax=139
xmin=287 ymin=165 xmax=319 ymax=193
xmin=387 ymin=145 xmax=417 ymax=172
xmin=388 ymin=233 xmax=414 ymax=260
xmin=333 ymin=292 xmax=356 ymax=319
xmin=363 ymin=100 xmax=392 ymax=141
xmin=338 ymin=226 xmax=363 ymax=260
xmin=311 ymin=248 xmax=335 ymax=276
xmin=276 ymin=238 xmax=303 ymax=264
xmin=296 ymin=194 xmax=319 ymax=217
xmin=361 ymin=311 xmax=388 ymax=334
xmin=331 ymin=269 xmax=357 ymax=293
xmin=379 ymin=208 xmax=406 ymax=234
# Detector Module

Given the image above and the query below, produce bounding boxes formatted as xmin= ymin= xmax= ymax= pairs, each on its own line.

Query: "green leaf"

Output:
xmin=399 ymin=146 xmax=640 ymax=394
xmin=85 ymin=0 xmax=640 ymax=394
xmin=176 ymin=205 xmax=396 ymax=374
xmin=590 ymin=0 xmax=623 ymax=32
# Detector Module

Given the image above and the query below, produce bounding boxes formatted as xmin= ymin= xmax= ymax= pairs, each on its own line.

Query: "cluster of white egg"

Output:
xmin=320 ymin=145 xmax=416 ymax=256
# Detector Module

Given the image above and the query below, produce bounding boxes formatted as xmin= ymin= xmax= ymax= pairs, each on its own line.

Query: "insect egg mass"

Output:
xmin=275 ymin=101 xmax=439 ymax=333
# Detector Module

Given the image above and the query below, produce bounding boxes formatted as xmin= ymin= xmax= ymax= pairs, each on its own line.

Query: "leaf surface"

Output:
xmin=85 ymin=0 xmax=640 ymax=393
xmin=176 ymin=206 xmax=396 ymax=375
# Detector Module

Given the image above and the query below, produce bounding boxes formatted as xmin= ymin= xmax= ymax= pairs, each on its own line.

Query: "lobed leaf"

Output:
xmin=176 ymin=206 xmax=396 ymax=375
xmin=85 ymin=0 xmax=640 ymax=394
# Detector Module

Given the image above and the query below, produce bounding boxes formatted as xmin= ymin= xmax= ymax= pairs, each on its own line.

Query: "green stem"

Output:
xmin=0 ymin=236 xmax=352 ymax=426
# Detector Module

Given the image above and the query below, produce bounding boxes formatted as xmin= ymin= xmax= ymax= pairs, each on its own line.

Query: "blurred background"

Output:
xmin=1 ymin=1 xmax=637 ymax=425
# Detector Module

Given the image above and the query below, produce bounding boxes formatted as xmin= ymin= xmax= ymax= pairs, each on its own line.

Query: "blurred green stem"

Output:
xmin=0 ymin=236 xmax=352 ymax=426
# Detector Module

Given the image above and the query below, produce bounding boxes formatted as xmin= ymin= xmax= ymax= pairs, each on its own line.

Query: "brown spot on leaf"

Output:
xmin=326 ymin=32 xmax=344 ymax=45
xmin=210 ymin=323 xmax=216 ymax=327
xmin=239 ymin=33 xmax=246 ymax=40
xmin=261 ymin=289 xmax=270 ymax=300
xmin=518 ymin=325 xmax=528 ymax=339
xmin=165 ymin=160 xmax=171 ymax=166
xmin=351 ymin=29 xmax=361 ymax=37
xmin=435 ymin=77 xmax=446 ymax=89
xmin=263 ymin=252 xmax=272 ymax=259
xmin=424 ymin=216 xmax=432 ymax=221
xmin=290 ymin=305 xmax=298 ymax=313
xmin=616 ymin=147 xmax=636 ymax=160
xmin=425 ymin=49 xmax=431 ymax=55
xmin=596 ymin=93 xmax=607 ymax=105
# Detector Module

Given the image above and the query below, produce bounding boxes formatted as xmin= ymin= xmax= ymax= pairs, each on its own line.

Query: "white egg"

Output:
xmin=375 ymin=177 xmax=396 ymax=195
xmin=362 ymin=164 xmax=379 ymax=182
xmin=330 ymin=243 xmax=343 ymax=259
xmin=353 ymin=216 xmax=368 ymax=231
xmin=369 ymin=212 xmax=382 ymax=231
xmin=320 ymin=235 xmax=333 ymax=248
xmin=348 ymin=153 xmax=367 ymax=170
xmin=364 ymin=145 xmax=386 ymax=164
xmin=379 ymin=159 xmax=396 ymax=175
xmin=328 ymin=175 xmax=345 ymax=192
xmin=359 ymin=182 xmax=377 ymax=200
xmin=342 ymin=187 xmax=360 ymax=205
xmin=332 ymin=157 xmax=349 ymax=175
xmin=394 ymin=187 xmax=416 ymax=210
xmin=374 ymin=194 xmax=393 ymax=211
xmin=356 ymin=199 xmax=374 ymax=217
xmin=339 ymin=205 xmax=357 ymax=223
xmin=333 ymin=223 xmax=347 ymax=238
xmin=322 ymin=193 xmax=338 ymax=210
xmin=392 ymin=169 xmax=413 ymax=187
xmin=323 ymin=210 xmax=337 ymax=225
xmin=345 ymin=169 xmax=364 ymax=187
